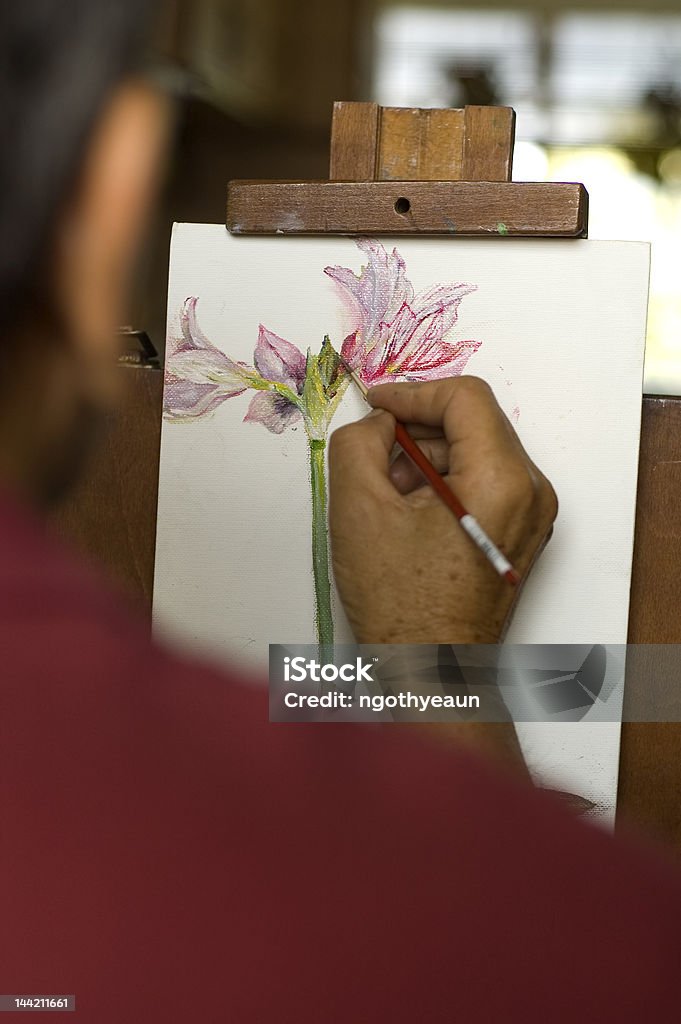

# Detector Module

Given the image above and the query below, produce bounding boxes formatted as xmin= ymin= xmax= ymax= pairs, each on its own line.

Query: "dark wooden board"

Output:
xmin=50 ymin=366 xmax=163 ymax=612
xmin=618 ymin=394 xmax=681 ymax=854
xmin=226 ymin=180 xmax=588 ymax=237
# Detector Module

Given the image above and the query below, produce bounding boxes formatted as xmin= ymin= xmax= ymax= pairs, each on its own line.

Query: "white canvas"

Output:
xmin=153 ymin=225 xmax=650 ymax=825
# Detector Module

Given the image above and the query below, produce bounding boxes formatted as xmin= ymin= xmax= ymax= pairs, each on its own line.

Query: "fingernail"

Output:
xmin=389 ymin=462 xmax=407 ymax=487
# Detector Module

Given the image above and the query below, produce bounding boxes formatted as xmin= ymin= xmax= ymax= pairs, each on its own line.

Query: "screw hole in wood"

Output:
xmin=394 ymin=197 xmax=411 ymax=215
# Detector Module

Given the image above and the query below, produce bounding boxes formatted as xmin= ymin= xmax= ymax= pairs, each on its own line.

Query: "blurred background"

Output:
xmin=142 ymin=0 xmax=681 ymax=393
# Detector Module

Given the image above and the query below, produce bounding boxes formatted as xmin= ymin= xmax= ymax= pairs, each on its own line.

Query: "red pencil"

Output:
xmin=343 ymin=363 xmax=520 ymax=587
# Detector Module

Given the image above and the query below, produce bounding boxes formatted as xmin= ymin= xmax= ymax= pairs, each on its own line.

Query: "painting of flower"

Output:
xmin=164 ymin=239 xmax=481 ymax=646
xmin=156 ymin=223 xmax=651 ymax=828
xmin=325 ymin=239 xmax=481 ymax=386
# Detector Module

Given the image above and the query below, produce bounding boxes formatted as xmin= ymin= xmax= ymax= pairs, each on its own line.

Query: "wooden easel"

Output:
xmin=228 ymin=103 xmax=587 ymax=238
xmin=53 ymin=101 xmax=681 ymax=853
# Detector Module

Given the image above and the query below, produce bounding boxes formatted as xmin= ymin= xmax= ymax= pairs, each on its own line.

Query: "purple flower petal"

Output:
xmin=329 ymin=241 xmax=481 ymax=385
xmin=253 ymin=326 xmax=306 ymax=391
xmin=243 ymin=391 xmax=302 ymax=434
xmin=164 ymin=297 xmax=255 ymax=420
xmin=363 ymin=337 xmax=481 ymax=387
xmin=163 ymin=376 xmax=242 ymax=420
xmin=168 ymin=348 xmax=252 ymax=392
xmin=181 ymin=296 xmax=220 ymax=350
xmin=373 ymin=286 xmax=476 ymax=377
xmin=166 ymin=297 xmax=221 ymax=360
xmin=410 ymin=282 xmax=478 ymax=337
xmin=325 ymin=240 xmax=414 ymax=345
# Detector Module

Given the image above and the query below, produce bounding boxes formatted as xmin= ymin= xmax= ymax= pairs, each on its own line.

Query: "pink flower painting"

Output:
xmin=164 ymin=297 xmax=253 ymax=420
xmin=325 ymin=239 xmax=480 ymax=386
xmin=164 ymin=240 xmax=483 ymax=645
xmin=165 ymin=298 xmax=310 ymax=434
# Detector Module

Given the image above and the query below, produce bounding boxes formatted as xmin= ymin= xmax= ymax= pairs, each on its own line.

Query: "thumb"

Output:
xmin=328 ymin=408 xmax=397 ymax=496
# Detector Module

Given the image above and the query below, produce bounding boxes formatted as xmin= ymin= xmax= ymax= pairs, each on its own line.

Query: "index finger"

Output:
xmin=368 ymin=377 xmax=518 ymax=458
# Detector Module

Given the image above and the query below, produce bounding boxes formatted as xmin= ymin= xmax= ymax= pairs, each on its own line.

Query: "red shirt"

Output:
xmin=1 ymin=494 xmax=680 ymax=1022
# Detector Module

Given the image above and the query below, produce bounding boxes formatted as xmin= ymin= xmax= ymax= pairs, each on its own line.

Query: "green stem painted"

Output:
xmin=309 ymin=438 xmax=334 ymax=650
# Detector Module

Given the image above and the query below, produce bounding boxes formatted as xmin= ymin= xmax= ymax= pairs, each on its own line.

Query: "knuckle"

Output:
xmin=537 ymin=477 xmax=559 ymax=525
xmin=505 ymin=467 xmax=559 ymax=532
xmin=480 ymin=461 xmax=556 ymax=525
xmin=478 ymin=459 xmax=532 ymax=504
xmin=450 ymin=375 xmax=494 ymax=401
xmin=505 ymin=468 xmax=537 ymax=510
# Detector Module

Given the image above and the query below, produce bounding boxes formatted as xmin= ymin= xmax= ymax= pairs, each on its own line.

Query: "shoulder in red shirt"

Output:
xmin=0 ymin=494 xmax=679 ymax=1023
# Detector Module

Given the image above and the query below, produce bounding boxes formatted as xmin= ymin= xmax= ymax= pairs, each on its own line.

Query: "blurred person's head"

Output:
xmin=0 ymin=0 xmax=169 ymax=505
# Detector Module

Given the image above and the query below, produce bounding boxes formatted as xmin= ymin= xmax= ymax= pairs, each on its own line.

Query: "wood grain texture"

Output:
xmin=227 ymin=180 xmax=588 ymax=237
xmin=376 ymin=107 xmax=466 ymax=181
xmin=50 ymin=367 xmax=163 ymax=614
xmin=330 ymin=103 xmax=515 ymax=184
xmin=618 ymin=395 xmax=681 ymax=855
xmin=329 ymin=101 xmax=379 ymax=181
xmin=462 ymin=106 xmax=516 ymax=182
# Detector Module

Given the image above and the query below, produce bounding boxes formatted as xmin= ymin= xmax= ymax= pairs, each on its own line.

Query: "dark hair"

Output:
xmin=0 ymin=0 xmax=155 ymax=328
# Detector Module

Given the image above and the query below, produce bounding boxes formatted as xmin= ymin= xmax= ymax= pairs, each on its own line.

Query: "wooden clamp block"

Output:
xmin=226 ymin=103 xmax=588 ymax=240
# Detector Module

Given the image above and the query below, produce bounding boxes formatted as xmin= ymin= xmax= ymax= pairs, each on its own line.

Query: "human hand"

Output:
xmin=328 ymin=377 xmax=557 ymax=644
